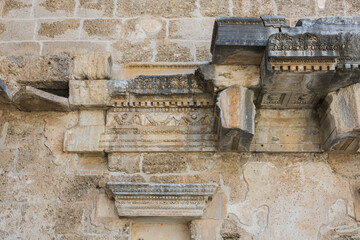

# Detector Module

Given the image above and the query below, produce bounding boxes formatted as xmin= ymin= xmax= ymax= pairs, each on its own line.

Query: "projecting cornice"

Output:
xmin=0 ymin=16 xmax=359 ymax=153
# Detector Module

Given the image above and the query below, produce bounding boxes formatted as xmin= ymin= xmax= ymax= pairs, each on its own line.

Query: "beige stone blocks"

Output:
xmin=199 ymin=0 xmax=230 ymax=17
xmin=0 ymin=42 xmax=40 ymax=56
xmin=81 ymin=19 xmax=122 ymax=40
xmin=116 ymin=0 xmax=197 ymax=18
xmin=13 ymin=86 xmax=70 ymax=112
xmin=0 ymin=20 xmax=35 ymax=41
xmin=319 ymin=83 xmax=360 ymax=153
xmin=232 ymin=0 xmax=275 ymax=16
xmin=77 ymin=0 xmax=115 ymax=17
xmin=69 ymin=80 xmax=110 ymax=108
xmin=37 ymin=19 xmax=81 ymax=40
xmin=0 ymin=55 xmax=73 ymax=91
xmin=34 ymin=0 xmax=76 ymax=17
xmin=216 ymin=85 xmax=256 ymax=151
xmin=41 ymin=41 xmax=107 ymax=55
xmin=169 ymin=18 xmax=214 ymax=41
xmin=73 ymin=52 xmax=112 ymax=80
xmin=63 ymin=110 xmax=105 ymax=153
xmin=0 ymin=0 xmax=33 ymax=18
xmin=156 ymin=40 xmax=194 ymax=62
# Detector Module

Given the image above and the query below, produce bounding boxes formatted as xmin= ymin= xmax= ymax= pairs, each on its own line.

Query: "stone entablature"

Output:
xmin=0 ymin=16 xmax=359 ymax=153
xmin=105 ymin=182 xmax=216 ymax=217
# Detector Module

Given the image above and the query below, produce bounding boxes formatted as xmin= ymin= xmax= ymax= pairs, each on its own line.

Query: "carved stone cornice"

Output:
xmin=105 ymin=182 xmax=217 ymax=218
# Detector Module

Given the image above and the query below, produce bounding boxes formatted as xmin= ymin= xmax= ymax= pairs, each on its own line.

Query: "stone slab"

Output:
xmin=13 ymin=86 xmax=70 ymax=112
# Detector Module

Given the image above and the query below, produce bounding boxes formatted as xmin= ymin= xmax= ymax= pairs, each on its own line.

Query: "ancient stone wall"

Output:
xmin=1 ymin=1 xmax=360 ymax=240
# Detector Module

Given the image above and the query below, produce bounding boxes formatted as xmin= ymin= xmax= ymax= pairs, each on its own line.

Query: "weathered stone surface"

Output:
xmin=156 ymin=40 xmax=194 ymax=62
xmin=319 ymin=83 xmax=360 ymax=152
xmin=42 ymin=41 xmax=107 ymax=55
xmin=69 ymin=80 xmax=110 ymax=108
xmin=0 ymin=0 xmax=32 ymax=18
xmin=0 ymin=55 xmax=73 ymax=91
xmin=116 ymin=0 xmax=197 ymax=18
xmin=195 ymin=42 xmax=212 ymax=62
xmin=132 ymin=222 xmax=190 ymax=240
xmin=106 ymin=182 xmax=216 ymax=217
xmin=251 ymin=109 xmax=321 ymax=152
xmin=64 ymin=110 xmax=105 ymax=153
xmin=227 ymin=161 xmax=354 ymax=239
xmin=0 ymin=20 xmax=35 ymax=41
xmin=34 ymin=0 xmax=76 ymax=17
xmin=108 ymin=153 xmax=140 ymax=173
xmin=37 ymin=19 xmax=80 ymax=40
xmin=199 ymin=0 xmax=230 ymax=17
xmin=13 ymin=86 xmax=70 ymax=112
xmin=111 ymin=39 xmax=154 ymax=64
xmin=169 ymin=18 xmax=214 ymax=41
xmin=77 ymin=0 xmax=115 ymax=17
xmin=73 ymin=52 xmax=112 ymax=80
xmin=142 ymin=153 xmax=187 ymax=174
xmin=81 ymin=19 xmax=122 ymax=40
xmin=275 ymin=0 xmax=316 ymax=18
xmin=198 ymin=64 xmax=260 ymax=91
xmin=0 ymin=42 xmax=41 ymax=56
xmin=233 ymin=0 xmax=275 ymax=16
xmin=216 ymin=86 xmax=255 ymax=151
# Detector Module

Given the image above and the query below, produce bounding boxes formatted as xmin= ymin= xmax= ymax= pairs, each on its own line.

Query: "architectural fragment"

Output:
xmin=216 ymin=85 xmax=255 ymax=151
xmin=318 ymin=83 xmax=360 ymax=153
xmin=210 ymin=16 xmax=288 ymax=64
xmin=0 ymin=78 xmax=13 ymax=108
xmin=13 ymin=86 xmax=70 ymax=112
xmin=73 ymin=52 xmax=112 ymax=80
xmin=105 ymin=182 xmax=216 ymax=217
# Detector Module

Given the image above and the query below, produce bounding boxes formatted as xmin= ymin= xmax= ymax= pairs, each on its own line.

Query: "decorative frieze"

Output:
xmin=105 ymin=182 xmax=217 ymax=217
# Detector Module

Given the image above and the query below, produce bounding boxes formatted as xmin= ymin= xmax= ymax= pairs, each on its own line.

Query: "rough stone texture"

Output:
xmin=169 ymin=18 xmax=214 ymax=40
xmin=232 ymin=0 xmax=275 ymax=16
xmin=0 ymin=0 xmax=32 ymax=18
xmin=199 ymin=0 xmax=230 ymax=17
xmin=116 ymin=0 xmax=197 ymax=18
xmin=319 ymin=83 xmax=360 ymax=153
xmin=73 ymin=52 xmax=112 ymax=80
xmin=0 ymin=55 xmax=73 ymax=92
xmin=156 ymin=40 xmax=194 ymax=62
xmin=81 ymin=19 xmax=122 ymax=40
xmin=41 ymin=41 xmax=107 ymax=55
xmin=13 ymin=86 xmax=70 ymax=112
xmin=77 ymin=0 xmax=115 ymax=17
xmin=275 ymin=0 xmax=316 ymax=18
xmin=108 ymin=154 xmax=140 ymax=173
xmin=142 ymin=153 xmax=187 ymax=174
xmin=37 ymin=19 xmax=81 ymax=40
xmin=34 ymin=0 xmax=76 ymax=17
xmin=69 ymin=80 xmax=110 ymax=108
xmin=216 ymin=86 xmax=255 ymax=151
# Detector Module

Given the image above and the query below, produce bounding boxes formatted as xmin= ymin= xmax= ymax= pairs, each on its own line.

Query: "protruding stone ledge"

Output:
xmin=210 ymin=16 xmax=288 ymax=65
xmin=216 ymin=85 xmax=255 ymax=151
xmin=319 ymin=83 xmax=360 ymax=153
xmin=13 ymin=86 xmax=70 ymax=112
xmin=73 ymin=52 xmax=112 ymax=80
xmin=105 ymin=182 xmax=216 ymax=218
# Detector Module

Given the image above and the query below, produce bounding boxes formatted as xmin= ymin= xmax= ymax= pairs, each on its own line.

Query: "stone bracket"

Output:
xmin=105 ymin=182 xmax=217 ymax=218
xmin=215 ymin=86 xmax=255 ymax=151
xmin=318 ymin=83 xmax=360 ymax=153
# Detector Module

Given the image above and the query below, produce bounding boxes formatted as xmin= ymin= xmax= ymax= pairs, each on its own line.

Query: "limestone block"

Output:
xmin=198 ymin=64 xmax=260 ymax=92
xmin=0 ymin=0 xmax=32 ymax=18
xmin=41 ymin=41 xmax=107 ymax=55
xmin=77 ymin=0 xmax=115 ymax=17
xmin=13 ymin=86 xmax=70 ymax=112
xmin=108 ymin=153 xmax=140 ymax=173
xmin=0 ymin=55 xmax=73 ymax=90
xmin=216 ymin=85 xmax=255 ymax=151
xmin=34 ymin=0 xmax=76 ymax=17
xmin=156 ymin=40 xmax=193 ymax=62
xmin=69 ymin=80 xmax=110 ymax=108
xmin=131 ymin=222 xmax=190 ymax=240
xmin=73 ymin=52 xmax=112 ymax=80
xmin=319 ymin=83 xmax=360 ymax=153
xmin=0 ymin=20 xmax=35 ymax=41
xmin=36 ymin=19 xmax=80 ymax=40
xmin=81 ymin=19 xmax=122 ymax=40
xmin=169 ymin=18 xmax=214 ymax=41
xmin=64 ymin=110 xmax=105 ymax=153
xmin=0 ymin=42 xmax=40 ymax=56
